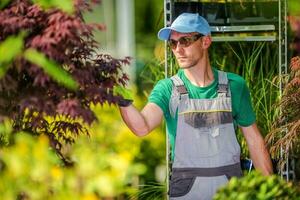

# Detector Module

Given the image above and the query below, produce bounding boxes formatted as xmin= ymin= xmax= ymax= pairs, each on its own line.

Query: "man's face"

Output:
xmin=169 ymin=31 xmax=206 ymax=69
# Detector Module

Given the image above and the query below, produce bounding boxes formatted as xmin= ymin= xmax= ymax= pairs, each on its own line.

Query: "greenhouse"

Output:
xmin=0 ymin=0 xmax=300 ymax=199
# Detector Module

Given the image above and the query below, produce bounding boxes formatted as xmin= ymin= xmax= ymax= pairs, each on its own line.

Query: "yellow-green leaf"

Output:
xmin=113 ymin=85 xmax=133 ymax=100
xmin=0 ymin=34 xmax=24 ymax=77
xmin=289 ymin=0 xmax=300 ymax=16
xmin=24 ymin=48 xmax=78 ymax=90
xmin=0 ymin=0 xmax=11 ymax=9
xmin=0 ymin=35 xmax=24 ymax=64
xmin=32 ymin=0 xmax=74 ymax=14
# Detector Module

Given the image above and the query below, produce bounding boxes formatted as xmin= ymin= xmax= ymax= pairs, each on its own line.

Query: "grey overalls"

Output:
xmin=169 ymin=70 xmax=242 ymax=200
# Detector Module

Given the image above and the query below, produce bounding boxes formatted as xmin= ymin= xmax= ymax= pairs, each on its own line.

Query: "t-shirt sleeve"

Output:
xmin=148 ymin=79 xmax=172 ymax=118
xmin=235 ymin=81 xmax=256 ymax=127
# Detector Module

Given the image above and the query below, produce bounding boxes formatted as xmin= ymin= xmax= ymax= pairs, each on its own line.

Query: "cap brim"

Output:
xmin=157 ymin=28 xmax=172 ymax=40
xmin=157 ymin=26 xmax=201 ymax=40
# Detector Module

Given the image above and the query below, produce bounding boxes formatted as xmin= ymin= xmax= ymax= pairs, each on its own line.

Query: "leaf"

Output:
xmin=0 ymin=119 xmax=12 ymax=146
xmin=289 ymin=0 xmax=300 ymax=16
xmin=0 ymin=0 xmax=11 ymax=9
xmin=113 ymin=85 xmax=133 ymax=100
xmin=32 ymin=0 xmax=74 ymax=14
xmin=24 ymin=48 xmax=78 ymax=90
xmin=0 ymin=34 xmax=24 ymax=77
xmin=52 ymin=0 xmax=74 ymax=13
xmin=0 ymin=35 xmax=24 ymax=63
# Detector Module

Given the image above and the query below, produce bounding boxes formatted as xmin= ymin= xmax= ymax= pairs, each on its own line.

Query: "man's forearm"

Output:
xmin=248 ymin=138 xmax=273 ymax=175
xmin=119 ymin=105 xmax=150 ymax=137
xmin=119 ymin=102 xmax=164 ymax=137
xmin=241 ymin=124 xmax=273 ymax=175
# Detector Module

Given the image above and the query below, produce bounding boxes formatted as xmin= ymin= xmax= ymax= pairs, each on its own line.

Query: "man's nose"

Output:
xmin=174 ymin=43 xmax=184 ymax=53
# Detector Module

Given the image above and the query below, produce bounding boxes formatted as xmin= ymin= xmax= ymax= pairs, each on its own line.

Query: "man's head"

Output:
xmin=158 ymin=13 xmax=211 ymax=40
xmin=157 ymin=13 xmax=212 ymax=69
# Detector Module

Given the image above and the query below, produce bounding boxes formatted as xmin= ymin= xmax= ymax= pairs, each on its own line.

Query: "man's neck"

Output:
xmin=184 ymin=58 xmax=214 ymax=87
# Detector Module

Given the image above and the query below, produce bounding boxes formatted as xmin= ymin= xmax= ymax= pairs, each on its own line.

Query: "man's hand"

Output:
xmin=113 ymin=85 xmax=133 ymax=107
xmin=114 ymin=85 xmax=163 ymax=136
xmin=240 ymin=123 xmax=273 ymax=176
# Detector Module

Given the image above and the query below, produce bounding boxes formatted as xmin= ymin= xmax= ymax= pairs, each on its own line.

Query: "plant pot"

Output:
xmin=173 ymin=2 xmax=226 ymax=25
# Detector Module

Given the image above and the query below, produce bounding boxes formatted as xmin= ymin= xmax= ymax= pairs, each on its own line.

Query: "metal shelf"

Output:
xmin=212 ymin=35 xmax=276 ymax=42
xmin=211 ymin=25 xmax=276 ymax=32
xmin=211 ymin=25 xmax=277 ymax=41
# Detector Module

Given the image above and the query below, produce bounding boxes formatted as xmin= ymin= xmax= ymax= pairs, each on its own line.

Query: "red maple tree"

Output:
xmin=0 ymin=0 xmax=130 ymax=163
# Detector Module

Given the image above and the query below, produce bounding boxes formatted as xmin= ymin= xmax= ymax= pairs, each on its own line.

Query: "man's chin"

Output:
xmin=179 ymin=64 xmax=195 ymax=69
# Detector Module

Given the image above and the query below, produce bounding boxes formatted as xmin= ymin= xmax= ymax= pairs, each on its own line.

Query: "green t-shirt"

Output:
xmin=148 ymin=68 xmax=256 ymax=158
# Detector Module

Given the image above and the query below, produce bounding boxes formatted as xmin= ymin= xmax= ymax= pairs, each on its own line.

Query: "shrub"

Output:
xmin=266 ymin=56 xmax=300 ymax=170
xmin=214 ymin=171 xmax=300 ymax=200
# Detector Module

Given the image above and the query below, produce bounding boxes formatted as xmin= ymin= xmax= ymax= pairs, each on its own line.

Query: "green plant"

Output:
xmin=0 ymin=101 xmax=164 ymax=199
xmin=138 ymin=58 xmax=165 ymax=95
xmin=213 ymin=42 xmax=280 ymax=158
xmin=129 ymin=182 xmax=166 ymax=200
xmin=213 ymin=171 xmax=300 ymax=200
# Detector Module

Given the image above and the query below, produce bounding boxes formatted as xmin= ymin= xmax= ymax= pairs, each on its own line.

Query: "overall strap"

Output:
xmin=169 ymin=75 xmax=189 ymax=118
xmin=217 ymin=70 xmax=231 ymax=97
xmin=170 ymin=75 xmax=188 ymax=98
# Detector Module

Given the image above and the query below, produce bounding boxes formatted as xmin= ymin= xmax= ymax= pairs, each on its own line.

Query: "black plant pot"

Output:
xmin=173 ymin=2 xmax=226 ymax=25
xmin=230 ymin=2 xmax=254 ymax=20
xmin=257 ymin=1 xmax=278 ymax=20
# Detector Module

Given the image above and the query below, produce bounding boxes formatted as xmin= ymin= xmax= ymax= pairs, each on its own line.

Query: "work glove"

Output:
xmin=113 ymin=85 xmax=133 ymax=107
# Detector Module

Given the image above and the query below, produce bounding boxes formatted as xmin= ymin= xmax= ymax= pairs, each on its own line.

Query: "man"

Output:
xmin=119 ymin=13 xmax=273 ymax=199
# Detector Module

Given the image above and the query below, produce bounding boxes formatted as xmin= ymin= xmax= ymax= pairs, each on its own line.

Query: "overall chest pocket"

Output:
xmin=179 ymin=111 xmax=237 ymax=158
xmin=184 ymin=111 xmax=233 ymax=128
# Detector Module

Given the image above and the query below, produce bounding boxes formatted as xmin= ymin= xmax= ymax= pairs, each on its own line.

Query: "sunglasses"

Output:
xmin=168 ymin=34 xmax=203 ymax=49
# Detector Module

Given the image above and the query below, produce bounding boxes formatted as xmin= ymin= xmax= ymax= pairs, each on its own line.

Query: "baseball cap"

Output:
xmin=158 ymin=13 xmax=211 ymax=40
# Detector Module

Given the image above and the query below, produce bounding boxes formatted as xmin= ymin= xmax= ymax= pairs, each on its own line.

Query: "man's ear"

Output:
xmin=202 ymin=36 xmax=212 ymax=49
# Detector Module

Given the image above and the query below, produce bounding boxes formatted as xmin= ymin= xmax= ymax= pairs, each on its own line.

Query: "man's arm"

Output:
xmin=240 ymin=123 xmax=273 ymax=175
xmin=119 ymin=102 xmax=163 ymax=137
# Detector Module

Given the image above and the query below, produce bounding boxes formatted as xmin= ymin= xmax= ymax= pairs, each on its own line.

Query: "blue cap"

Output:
xmin=158 ymin=13 xmax=211 ymax=40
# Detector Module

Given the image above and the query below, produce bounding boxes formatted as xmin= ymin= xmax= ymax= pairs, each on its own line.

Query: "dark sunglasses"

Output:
xmin=168 ymin=34 xmax=203 ymax=49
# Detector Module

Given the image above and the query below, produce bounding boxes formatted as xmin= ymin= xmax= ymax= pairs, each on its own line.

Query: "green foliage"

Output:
xmin=134 ymin=0 xmax=164 ymax=89
xmin=0 ymin=34 xmax=24 ymax=77
xmin=0 ymin=133 xmax=63 ymax=200
xmin=0 ymin=119 xmax=12 ymax=146
xmin=138 ymin=59 xmax=165 ymax=95
xmin=32 ymin=0 xmax=73 ymax=13
xmin=0 ymin=0 xmax=11 ymax=9
xmin=24 ymin=48 xmax=78 ymax=90
xmin=289 ymin=0 xmax=300 ymax=16
xmin=113 ymin=85 xmax=133 ymax=100
xmin=0 ymin=100 xmax=165 ymax=199
xmin=129 ymin=182 xmax=166 ymax=200
xmin=0 ymin=0 xmax=73 ymax=13
xmin=210 ymin=42 xmax=280 ymax=158
xmin=229 ymin=42 xmax=279 ymax=157
xmin=214 ymin=171 xmax=300 ymax=200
